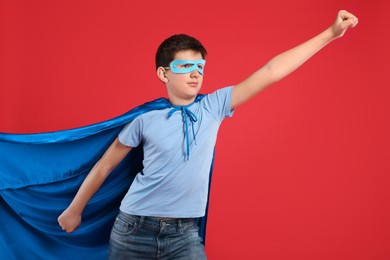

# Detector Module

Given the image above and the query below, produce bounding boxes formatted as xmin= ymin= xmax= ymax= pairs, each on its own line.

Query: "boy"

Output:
xmin=58 ymin=10 xmax=358 ymax=259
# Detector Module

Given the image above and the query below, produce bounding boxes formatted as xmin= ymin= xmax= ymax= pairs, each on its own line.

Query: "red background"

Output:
xmin=1 ymin=0 xmax=390 ymax=259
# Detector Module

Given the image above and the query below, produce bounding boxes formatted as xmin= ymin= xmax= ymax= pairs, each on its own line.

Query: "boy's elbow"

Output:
xmin=263 ymin=62 xmax=283 ymax=84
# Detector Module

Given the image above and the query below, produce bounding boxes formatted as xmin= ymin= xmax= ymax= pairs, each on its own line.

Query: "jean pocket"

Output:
xmin=112 ymin=216 xmax=137 ymax=235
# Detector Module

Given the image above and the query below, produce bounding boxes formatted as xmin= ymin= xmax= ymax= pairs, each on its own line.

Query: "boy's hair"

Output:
xmin=155 ymin=34 xmax=207 ymax=70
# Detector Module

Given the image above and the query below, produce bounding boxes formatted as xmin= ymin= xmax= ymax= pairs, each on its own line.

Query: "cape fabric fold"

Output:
xmin=0 ymin=96 xmax=212 ymax=259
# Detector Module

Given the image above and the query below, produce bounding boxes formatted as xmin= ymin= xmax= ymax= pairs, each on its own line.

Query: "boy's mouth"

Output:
xmin=188 ymin=82 xmax=198 ymax=87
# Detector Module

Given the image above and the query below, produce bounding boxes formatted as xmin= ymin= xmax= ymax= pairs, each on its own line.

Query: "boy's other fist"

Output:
xmin=58 ymin=208 xmax=81 ymax=233
xmin=331 ymin=10 xmax=359 ymax=38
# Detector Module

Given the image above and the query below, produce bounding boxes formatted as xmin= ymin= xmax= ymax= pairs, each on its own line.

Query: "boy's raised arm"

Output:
xmin=231 ymin=10 xmax=358 ymax=109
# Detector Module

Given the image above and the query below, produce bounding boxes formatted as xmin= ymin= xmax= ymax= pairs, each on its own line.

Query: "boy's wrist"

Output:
xmin=68 ymin=203 xmax=84 ymax=215
xmin=320 ymin=27 xmax=339 ymax=44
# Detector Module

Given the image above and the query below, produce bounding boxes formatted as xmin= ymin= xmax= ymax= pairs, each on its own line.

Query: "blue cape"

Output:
xmin=0 ymin=95 xmax=212 ymax=259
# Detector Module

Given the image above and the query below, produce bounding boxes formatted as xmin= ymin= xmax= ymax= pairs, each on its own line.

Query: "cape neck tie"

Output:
xmin=168 ymin=103 xmax=198 ymax=160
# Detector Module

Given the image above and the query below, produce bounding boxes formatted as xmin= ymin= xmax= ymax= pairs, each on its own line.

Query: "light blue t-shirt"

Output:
xmin=118 ymin=86 xmax=234 ymax=218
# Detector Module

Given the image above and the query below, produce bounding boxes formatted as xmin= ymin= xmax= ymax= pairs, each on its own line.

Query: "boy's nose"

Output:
xmin=190 ymin=69 xmax=200 ymax=78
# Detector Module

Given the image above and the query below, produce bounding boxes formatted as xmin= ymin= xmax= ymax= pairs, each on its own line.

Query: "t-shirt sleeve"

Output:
xmin=202 ymin=86 xmax=235 ymax=121
xmin=118 ymin=115 xmax=143 ymax=147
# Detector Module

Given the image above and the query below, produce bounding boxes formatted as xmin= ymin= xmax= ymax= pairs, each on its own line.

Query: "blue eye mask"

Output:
xmin=167 ymin=59 xmax=206 ymax=75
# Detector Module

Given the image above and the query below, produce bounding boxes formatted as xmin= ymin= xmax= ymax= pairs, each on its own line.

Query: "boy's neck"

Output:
xmin=168 ymin=96 xmax=197 ymax=107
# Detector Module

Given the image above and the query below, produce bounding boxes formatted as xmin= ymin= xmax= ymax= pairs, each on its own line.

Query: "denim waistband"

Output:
xmin=117 ymin=211 xmax=198 ymax=233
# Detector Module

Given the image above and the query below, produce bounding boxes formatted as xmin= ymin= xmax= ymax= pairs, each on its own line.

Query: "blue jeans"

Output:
xmin=108 ymin=211 xmax=206 ymax=259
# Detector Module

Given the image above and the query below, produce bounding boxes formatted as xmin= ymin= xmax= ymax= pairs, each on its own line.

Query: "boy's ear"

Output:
xmin=157 ymin=67 xmax=169 ymax=83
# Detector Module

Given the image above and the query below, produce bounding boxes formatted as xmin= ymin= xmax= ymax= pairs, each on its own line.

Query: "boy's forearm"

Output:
xmin=64 ymin=138 xmax=131 ymax=214
xmin=267 ymin=9 xmax=359 ymax=82
xmin=232 ymin=27 xmax=337 ymax=108
xmin=231 ymin=10 xmax=358 ymax=109
xmin=265 ymin=27 xmax=336 ymax=83
xmin=65 ymin=138 xmax=132 ymax=214
xmin=67 ymin=162 xmax=109 ymax=214
xmin=58 ymin=138 xmax=132 ymax=233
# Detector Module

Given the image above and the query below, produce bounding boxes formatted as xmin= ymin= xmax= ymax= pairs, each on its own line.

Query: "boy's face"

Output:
xmin=158 ymin=50 xmax=204 ymax=106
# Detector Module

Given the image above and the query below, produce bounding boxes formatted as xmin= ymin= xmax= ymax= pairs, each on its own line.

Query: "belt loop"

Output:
xmin=138 ymin=216 xmax=145 ymax=229
xmin=177 ymin=219 xmax=183 ymax=233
